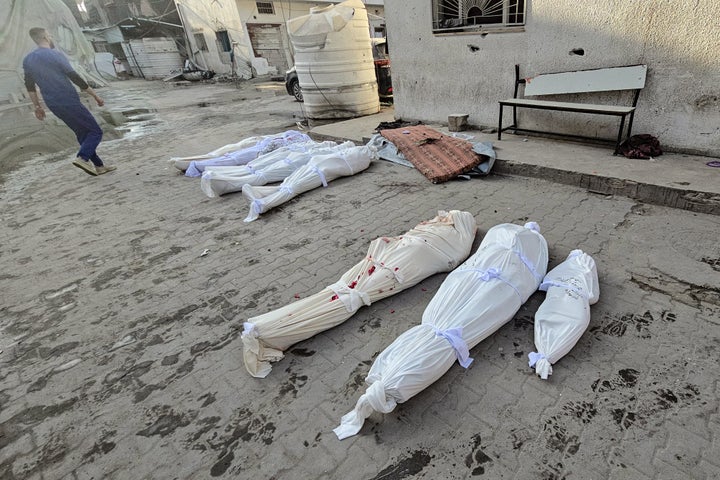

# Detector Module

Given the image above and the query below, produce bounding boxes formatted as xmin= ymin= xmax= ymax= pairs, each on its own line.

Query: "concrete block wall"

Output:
xmin=384 ymin=0 xmax=720 ymax=156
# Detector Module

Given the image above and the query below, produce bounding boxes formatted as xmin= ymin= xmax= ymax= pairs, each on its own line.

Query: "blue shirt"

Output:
xmin=23 ymin=47 xmax=81 ymax=107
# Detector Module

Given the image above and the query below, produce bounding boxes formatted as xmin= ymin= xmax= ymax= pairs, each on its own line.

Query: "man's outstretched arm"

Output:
xmin=66 ymin=71 xmax=104 ymax=107
xmin=24 ymin=72 xmax=45 ymax=120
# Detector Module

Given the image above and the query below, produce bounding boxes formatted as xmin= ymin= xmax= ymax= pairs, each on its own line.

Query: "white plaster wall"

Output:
xmin=385 ymin=1 xmax=720 ymax=155
xmin=177 ymin=0 xmax=253 ymax=76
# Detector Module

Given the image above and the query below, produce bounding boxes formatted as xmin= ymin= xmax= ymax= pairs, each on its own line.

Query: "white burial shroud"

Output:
xmin=334 ymin=222 xmax=549 ymax=440
xmin=241 ymin=210 xmax=478 ymax=378
xmin=529 ymin=249 xmax=599 ymax=380
xmin=200 ymin=140 xmax=355 ymax=198
xmin=179 ymin=130 xmax=311 ymax=177
xmin=242 ymin=145 xmax=377 ymax=222
xmin=170 ymin=136 xmax=263 ymax=172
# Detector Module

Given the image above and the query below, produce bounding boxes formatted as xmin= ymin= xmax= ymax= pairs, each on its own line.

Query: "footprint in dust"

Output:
xmin=612 ymin=383 xmax=701 ymax=430
xmin=465 ymin=434 xmax=493 ymax=476
xmin=81 ymin=429 xmax=117 ymax=462
xmin=543 ymin=418 xmax=581 ymax=456
xmin=591 ymin=368 xmax=640 ymax=393
xmin=343 ymin=360 xmax=372 ymax=398
xmin=204 ymin=408 xmax=277 ymax=477
xmin=277 ymin=372 xmax=308 ymax=399
xmin=290 ymin=348 xmax=316 ymax=357
xmin=371 ymin=450 xmax=432 ymax=480
xmin=590 ymin=310 xmax=676 ymax=338
xmin=561 ymin=401 xmax=598 ymax=424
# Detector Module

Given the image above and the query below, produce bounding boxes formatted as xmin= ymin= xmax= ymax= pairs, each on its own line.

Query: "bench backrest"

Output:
xmin=523 ymin=65 xmax=647 ymax=96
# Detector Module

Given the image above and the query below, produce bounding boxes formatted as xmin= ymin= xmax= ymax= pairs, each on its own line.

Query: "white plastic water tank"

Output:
xmin=287 ymin=0 xmax=380 ymax=119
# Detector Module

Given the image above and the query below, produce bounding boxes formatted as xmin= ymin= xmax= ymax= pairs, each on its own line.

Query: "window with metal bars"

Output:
xmin=256 ymin=2 xmax=275 ymax=15
xmin=433 ymin=0 xmax=525 ymax=33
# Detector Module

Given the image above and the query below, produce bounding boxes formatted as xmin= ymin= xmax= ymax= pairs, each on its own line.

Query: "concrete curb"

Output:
xmin=493 ymin=160 xmax=720 ymax=215
xmin=309 ymin=112 xmax=720 ymax=216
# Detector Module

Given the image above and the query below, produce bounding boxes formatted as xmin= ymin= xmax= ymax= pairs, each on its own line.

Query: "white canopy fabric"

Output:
xmin=529 ymin=249 xmax=599 ymax=379
xmin=334 ymin=222 xmax=549 ymax=440
xmin=0 ymin=0 xmax=107 ymax=164
xmin=241 ymin=210 xmax=478 ymax=378
xmin=1 ymin=0 xmax=105 ymax=100
xmin=200 ymin=140 xmax=354 ymax=198
xmin=172 ymin=130 xmax=311 ymax=177
xmin=170 ymin=136 xmax=263 ymax=172
xmin=242 ymin=145 xmax=376 ymax=223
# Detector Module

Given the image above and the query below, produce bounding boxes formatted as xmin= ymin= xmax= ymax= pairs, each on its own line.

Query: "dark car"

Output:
xmin=285 ymin=66 xmax=303 ymax=102
xmin=285 ymin=38 xmax=392 ymax=103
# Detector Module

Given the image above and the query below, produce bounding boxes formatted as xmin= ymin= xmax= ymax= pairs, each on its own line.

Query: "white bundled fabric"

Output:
xmin=200 ymin=140 xmax=354 ymax=198
xmin=170 ymin=136 xmax=263 ymax=172
xmin=529 ymin=249 xmax=599 ymax=380
xmin=241 ymin=210 xmax=477 ymax=378
xmin=242 ymin=145 xmax=377 ymax=223
xmin=180 ymin=131 xmax=311 ymax=177
xmin=334 ymin=222 xmax=548 ymax=440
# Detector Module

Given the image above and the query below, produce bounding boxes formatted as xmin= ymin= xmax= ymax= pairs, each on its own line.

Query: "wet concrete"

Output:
xmin=1 ymin=77 xmax=719 ymax=479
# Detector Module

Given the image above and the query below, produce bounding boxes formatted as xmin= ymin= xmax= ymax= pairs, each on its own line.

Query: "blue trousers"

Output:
xmin=49 ymin=103 xmax=104 ymax=166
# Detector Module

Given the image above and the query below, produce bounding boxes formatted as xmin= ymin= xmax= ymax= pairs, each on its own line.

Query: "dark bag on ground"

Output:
xmin=618 ymin=134 xmax=662 ymax=159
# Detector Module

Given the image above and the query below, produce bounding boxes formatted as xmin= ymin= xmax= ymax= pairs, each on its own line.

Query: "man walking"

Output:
xmin=23 ymin=27 xmax=116 ymax=176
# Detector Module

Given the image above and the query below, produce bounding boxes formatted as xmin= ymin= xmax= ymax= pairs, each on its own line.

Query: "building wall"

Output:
xmin=385 ymin=1 xmax=720 ymax=156
xmin=235 ymin=1 xmax=386 ymax=71
xmin=176 ymin=0 xmax=254 ymax=77
xmin=235 ymin=1 xmax=302 ymax=73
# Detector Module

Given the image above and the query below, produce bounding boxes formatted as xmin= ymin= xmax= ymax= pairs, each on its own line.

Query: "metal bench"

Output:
xmin=498 ymin=64 xmax=647 ymax=153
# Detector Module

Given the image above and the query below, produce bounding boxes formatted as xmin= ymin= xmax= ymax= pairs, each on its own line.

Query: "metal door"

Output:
xmin=247 ymin=23 xmax=290 ymax=73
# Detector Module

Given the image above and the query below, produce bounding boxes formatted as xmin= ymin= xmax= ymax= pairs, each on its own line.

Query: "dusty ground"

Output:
xmin=1 ymin=78 xmax=719 ymax=480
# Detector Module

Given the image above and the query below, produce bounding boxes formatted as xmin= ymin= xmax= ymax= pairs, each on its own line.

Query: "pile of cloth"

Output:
xmin=369 ymin=125 xmax=496 ymax=182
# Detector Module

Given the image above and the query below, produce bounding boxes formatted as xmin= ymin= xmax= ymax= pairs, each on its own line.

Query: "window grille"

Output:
xmin=433 ymin=0 xmax=525 ymax=33
xmin=256 ymin=2 xmax=275 ymax=15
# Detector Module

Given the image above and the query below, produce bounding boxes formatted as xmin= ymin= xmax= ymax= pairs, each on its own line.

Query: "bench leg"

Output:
xmin=626 ymin=111 xmax=636 ymax=138
xmin=614 ymin=115 xmax=627 ymax=155
xmin=498 ymin=104 xmax=503 ymax=140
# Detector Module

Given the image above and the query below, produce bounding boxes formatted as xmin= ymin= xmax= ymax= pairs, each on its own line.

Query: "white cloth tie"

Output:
xmin=328 ymin=280 xmax=371 ymax=313
xmin=251 ymin=199 xmax=264 ymax=215
xmin=310 ymin=166 xmax=328 ymax=187
xmin=430 ymin=325 xmax=473 ymax=368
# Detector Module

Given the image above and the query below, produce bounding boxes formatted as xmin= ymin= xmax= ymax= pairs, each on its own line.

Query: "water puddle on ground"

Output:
xmin=101 ymin=107 xmax=161 ymax=141
xmin=0 ymin=99 xmax=159 ymax=196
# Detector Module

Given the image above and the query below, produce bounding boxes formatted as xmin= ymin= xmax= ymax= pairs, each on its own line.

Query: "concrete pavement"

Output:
xmin=1 ymin=79 xmax=719 ymax=479
xmin=310 ymin=108 xmax=720 ymax=215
